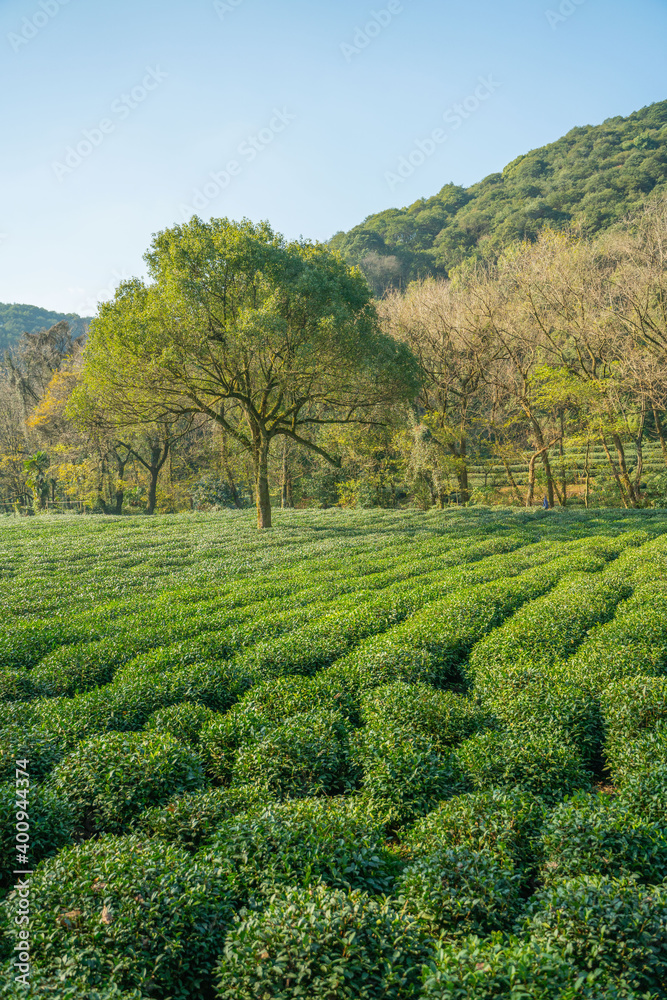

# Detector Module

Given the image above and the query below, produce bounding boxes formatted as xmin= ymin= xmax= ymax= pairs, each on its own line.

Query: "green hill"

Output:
xmin=329 ymin=99 xmax=667 ymax=293
xmin=0 ymin=302 xmax=91 ymax=354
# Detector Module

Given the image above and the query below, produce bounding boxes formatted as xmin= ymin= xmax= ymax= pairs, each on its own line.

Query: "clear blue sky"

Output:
xmin=1 ymin=0 xmax=666 ymax=315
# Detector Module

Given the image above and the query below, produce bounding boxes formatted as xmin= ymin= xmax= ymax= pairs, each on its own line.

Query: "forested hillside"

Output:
xmin=5 ymin=102 xmax=667 ymax=521
xmin=330 ymin=99 xmax=667 ymax=294
xmin=0 ymin=303 xmax=91 ymax=354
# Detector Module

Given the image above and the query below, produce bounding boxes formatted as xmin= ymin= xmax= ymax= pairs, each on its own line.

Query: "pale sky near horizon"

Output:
xmin=1 ymin=0 xmax=667 ymax=316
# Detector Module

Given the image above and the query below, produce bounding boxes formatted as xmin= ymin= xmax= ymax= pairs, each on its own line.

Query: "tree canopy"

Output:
xmin=74 ymin=217 xmax=421 ymax=527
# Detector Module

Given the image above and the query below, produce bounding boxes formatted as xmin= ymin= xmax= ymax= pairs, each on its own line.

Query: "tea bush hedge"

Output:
xmin=0 ymin=835 xmax=233 ymax=999
xmin=0 ymin=782 xmax=75 ymax=889
xmin=399 ymin=844 xmax=523 ymax=936
xmin=200 ymin=796 xmax=401 ymax=899
xmin=402 ymin=787 xmax=545 ymax=867
xmin=601 ymin=676 xmax=667 ymax=749
xmin=618 ymin=763 xmax=667 ymax=823
xmin=145 ymin=700 xmax=216 ymax=746
xmin=232 ymin=707 xmax=355 ymax=798
xmin=47 ymin=731 xmax=205 ymax=833
xmin=214 ymin=883 xmax=429 ymax=999
xmin=2 ymin=509 xmax=667 ymax=999
xmin=455 ymin=725 xmax=592 ymax=803
xmin=605 ymin=725 xmax=667 ymax=787
xmin=138 ymin=783 xmax=274 ymax=849
xmin=540 ymin=790 xmax=667 ymax=884
xmin=359 ymin=682 xmax=485 ymax=752
xmin=421 ymin=934 xmax=649 ymax=999
xmin=524 ymin=875 xmax=667 ymax=993
xmin=352 ymin=725 xmax=468 ymax=826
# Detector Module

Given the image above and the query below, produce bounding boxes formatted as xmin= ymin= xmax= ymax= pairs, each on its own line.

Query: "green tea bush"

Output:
xmin=1 ymin=509 xmax=666 ymax=1000
xmin=139 ymin=784 xmax=274 ymax=849
xmin=0 ymin=670 xmax=38 ymax=702
xmin=360 ymin=682 xmax=485 ymax=752
xmin=605 ymin=726 xmax=667 ymax=786
xmin=199 ymin=706 xmax=267 ymax=783
xmin=146 ymin=700 xmax=216 ymax=746
xmin=227 ymin=673 xmax=353 ymax=730
xmin=346 ymin=537 xmax=627 ymax=699
xmin=0 ymin=782 xmax=75 ymax=888
xmin=468 ymin=573 xmax=631 ymax=694
xmin=28 ymin=636 xmax=140 ymax=698
xmin=479 ymin=671 xmax=602 ymax=766
xmin=47 ymin=731 xmax=205 ymax=833
xmin=601 ymin=676 xmax=667 ymax=749
xmin=455 ymin=726 xmax=592 ymax=804
xmin=200 ymin=796 xmax=400 ymax=898
xmin=232 ymin=708 xmax=354 ymax=798
xmin=524 ymin=875 xmax=667 ymax=993
xmin=568 ymin=588 xmax=667 ymax=695
xmin=214 ymin=883 xmax=429 ymax=999
xmin=231 ymin=591 xmax=418 ymax=682
xmin=34 ymin=660 xmax=250 ymax=748
xmin=540 ymin=791 xmax=667 ymax=884
xmin=0 ymin=968 xmax=148 ymax=999
xmin=352 ymin=726 xmax=467 ymax=827
xmin=403 ymin=788 xmax=545 ymax=867
xmin=0 ymin=724 xmax=66 ymax=781
xmin=398 ymin=845 xmax=523 ymax=936
xmin=336 ymin=568 xmax=565 ymax=693
xmin=0 ymin=834 xmax=233 ymax=999
xmin=421 ymin=934 xmax=641 ymax=999
xmin=618 ymin=764 xmax=667 ymax=823
xmin=0 ymin=620 xmax=85 ymax=671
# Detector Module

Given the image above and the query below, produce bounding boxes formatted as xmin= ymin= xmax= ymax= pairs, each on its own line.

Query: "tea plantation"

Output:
xmin=2 ymin=506 xmax=667 ymax=999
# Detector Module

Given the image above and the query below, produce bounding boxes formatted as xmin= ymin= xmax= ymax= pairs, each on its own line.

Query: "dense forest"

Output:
xmin=0 ymin=303 xmax=91 ymax=354
xmin=4 ymin=101 xmax=667 ymax=523
xmin=330 ymin=100 xmax=667 ymax=295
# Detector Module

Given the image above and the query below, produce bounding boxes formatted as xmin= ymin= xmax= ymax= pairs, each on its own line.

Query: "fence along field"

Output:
xmin=2 ymin=506 xmax=667 ymax=999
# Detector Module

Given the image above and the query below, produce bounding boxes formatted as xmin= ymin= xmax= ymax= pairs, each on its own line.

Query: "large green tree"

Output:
xmin=76 ymin=217 xmax=420 ymax=527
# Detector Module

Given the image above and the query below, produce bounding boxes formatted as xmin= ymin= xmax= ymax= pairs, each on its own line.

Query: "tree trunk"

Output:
xmin=552 ymin=479 xmax=564 ymax=506
xmin=458 ymin=436 xmax=470 ymax=503
xmin=114 ymin=488 xmax=125 ymax=516
xmin=539 ymin=442 xmax=555 ymax=508
xmin=584 ymin=438 xmax=591 ymax=509
xmin=528 ymin=415 xmax=555 ymax=508
xmin=140 ymin=440 xmax=170 ymax=515
xmin=526 ymin=436 xmax=561 ymax=508
xmin=611 ymin=431 xmax=637 ymax=506
xmin=113 ymin=450 xmax=129 ymax=515
xmin=500 ymin=456 xmax=524 ymax=506
xmin=255 ymin=439 xmax=272 ymax=529
xmin=147 ymin=467 xmax=159 ymax=515
xmin=559 ymin=410 xmax=567 ymax=507
xmin=634 ymin=401 xmax=646 ymax=496
xmin=600 ymin=433 xmax=629 ymax=508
